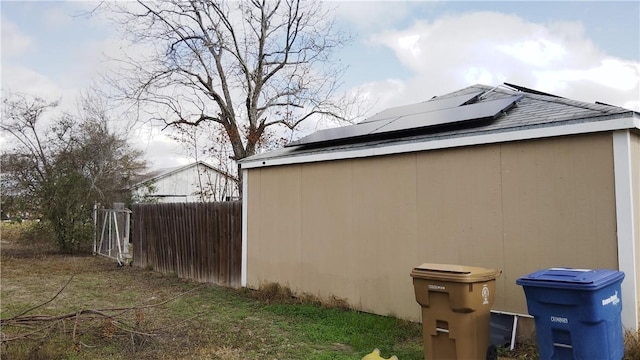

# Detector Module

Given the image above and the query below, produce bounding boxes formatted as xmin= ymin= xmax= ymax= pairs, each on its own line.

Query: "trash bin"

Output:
xmin=516 ymin=268 xmax=625 ymax=360
xmin=411 ymin=263 xmax=501 ymax=360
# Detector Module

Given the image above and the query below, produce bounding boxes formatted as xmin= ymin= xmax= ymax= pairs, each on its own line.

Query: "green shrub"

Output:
xmin=0 ymin=220 xmax=92 ymax=254
xmin=1 ymin=221 xmax=54 ymax=244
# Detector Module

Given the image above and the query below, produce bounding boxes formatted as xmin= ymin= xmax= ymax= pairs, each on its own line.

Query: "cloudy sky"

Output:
xmin=2 ymin=1 xmax=639 ymax=170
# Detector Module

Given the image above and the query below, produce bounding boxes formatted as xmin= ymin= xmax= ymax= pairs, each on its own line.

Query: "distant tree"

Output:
xmin=102 ymin=0 xmax=360 ymax=192
xmin=168 ymin=124 xmax=239 ymax=201
xmin=1 ymin=93 xmax=147 ymax=253
xmin=167 ymin=122 xmax=285 ymax=200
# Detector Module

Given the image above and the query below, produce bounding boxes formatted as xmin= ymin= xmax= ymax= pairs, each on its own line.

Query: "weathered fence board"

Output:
xmin=132 ymin=201 xmax=242 ymax=287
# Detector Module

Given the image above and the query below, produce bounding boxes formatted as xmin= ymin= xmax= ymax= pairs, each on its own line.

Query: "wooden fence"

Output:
xmin=132 ymin=201 xmax=242 ymax=287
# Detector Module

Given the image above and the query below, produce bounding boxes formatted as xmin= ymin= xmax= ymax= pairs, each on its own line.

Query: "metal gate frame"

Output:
xmin=93 ymin=204 xmax=132 ymax=266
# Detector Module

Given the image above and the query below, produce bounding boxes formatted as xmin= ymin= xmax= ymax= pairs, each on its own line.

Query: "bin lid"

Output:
xmin=516 ymin=268 xmax=625 ymax=290
xmin=410 ymin=263 xmax=501 ymax=283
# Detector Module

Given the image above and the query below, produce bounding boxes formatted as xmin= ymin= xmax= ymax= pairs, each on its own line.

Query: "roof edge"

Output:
xmin=132 ymin=161 xmax=237 ymax=188
xmin=241 ymin=114 xmax=640 ymax=169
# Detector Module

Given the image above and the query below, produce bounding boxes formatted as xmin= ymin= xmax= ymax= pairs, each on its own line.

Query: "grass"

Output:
xmin=0 ymin=223 xmax=423 ymax=359
xmin=2 ymin=222 xmax=638 ymax=359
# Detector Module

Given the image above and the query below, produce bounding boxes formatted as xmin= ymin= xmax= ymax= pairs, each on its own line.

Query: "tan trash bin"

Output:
xmin=411 ymin=263 xmax=501 ymax=360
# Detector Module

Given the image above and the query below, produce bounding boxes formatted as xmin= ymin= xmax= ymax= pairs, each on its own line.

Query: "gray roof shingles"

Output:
xmin=243 ymin=84 xmax=637 ymax=163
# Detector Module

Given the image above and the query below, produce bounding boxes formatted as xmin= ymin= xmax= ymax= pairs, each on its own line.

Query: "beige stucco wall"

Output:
xmin=247 ymin=133 xmax=619 ymax=321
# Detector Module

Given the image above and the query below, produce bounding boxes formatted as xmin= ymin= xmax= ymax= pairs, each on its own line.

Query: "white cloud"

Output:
xmin=2 ymin=65 xmax=54 ymax=93
xmin=1 ymin=18 xmax=33 ymax=58
xmin=463 ymin=66 xmax=501 ymax=86
xmin=353 ymin=11 xmax=640 ymax=114
xmin=497 ymin=38 xmax=567 ymax=67
xmin=397 ymin=34 xmax=421 ymax=58
xmin=535 ymin=59 xmax=639 ymax=92
xmin=132 ymin=126 xmax=193 ymax=170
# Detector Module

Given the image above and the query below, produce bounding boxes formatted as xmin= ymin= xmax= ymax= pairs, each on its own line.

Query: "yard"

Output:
xmin=9 ymin=222 xmax=639 ymax=359
xmin=1 ymin=224 xmax=425 ymax=360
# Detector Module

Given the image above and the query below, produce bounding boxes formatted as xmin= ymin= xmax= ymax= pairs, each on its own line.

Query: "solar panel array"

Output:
xmin=287 ymin=93 xmax=523 ymax=147
xmin=360 ymin=91 xmax=484 ymax=123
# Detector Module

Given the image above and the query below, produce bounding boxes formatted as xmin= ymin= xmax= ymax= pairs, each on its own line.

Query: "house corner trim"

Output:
xmin=241 ymin=168 xmax=249 ymax=288
xmin=613 ymin=130 xmax=638 ymax=330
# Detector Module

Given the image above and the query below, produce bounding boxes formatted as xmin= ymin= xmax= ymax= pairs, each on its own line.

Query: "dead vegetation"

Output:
xmin=247 ymin=282 xmax=351 ymax=310
xmin=624 ymin=329 xmax=640 ymax=360
xmin=1 ymin=275 xmax=202 ymax=350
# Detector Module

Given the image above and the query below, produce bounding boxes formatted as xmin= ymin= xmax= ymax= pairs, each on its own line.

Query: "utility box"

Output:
xmin=516 ymin=268 xmax=625 ymax=360
xmin=411 ymin=263 xmax=501 ymax=360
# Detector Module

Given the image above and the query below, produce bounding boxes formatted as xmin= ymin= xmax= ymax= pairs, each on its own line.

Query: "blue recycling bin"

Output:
xmin=516 ymin=268 xmax=624 ymax=360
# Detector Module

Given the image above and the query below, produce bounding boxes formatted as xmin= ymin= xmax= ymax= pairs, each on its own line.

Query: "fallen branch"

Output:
xmin=0 ymin=322 xmax=59 ymax=342
xmin=1 ymin=280 xmax=206 ymax=345
xmin=10 ymin=275 xmax=75 ymax=319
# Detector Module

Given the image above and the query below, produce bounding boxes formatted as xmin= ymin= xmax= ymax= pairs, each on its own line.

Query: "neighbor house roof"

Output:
xmin=131 ymin=161 xmax=237 ymax=189
xmin=241 ymin=83 xmax=640 ymax=169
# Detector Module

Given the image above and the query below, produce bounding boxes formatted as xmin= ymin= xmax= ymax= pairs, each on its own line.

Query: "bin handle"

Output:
xmin=413 ymin=268 xmax=471 ymax=275
xmin=548 ymin=267 xmax=591 ymax=272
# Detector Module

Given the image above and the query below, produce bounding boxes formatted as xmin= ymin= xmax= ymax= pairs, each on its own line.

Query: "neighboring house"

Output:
xmin=131 ymin=161 xmax=239 ymax=203
xmin=239 ymin=83 xmax=640 ymax=332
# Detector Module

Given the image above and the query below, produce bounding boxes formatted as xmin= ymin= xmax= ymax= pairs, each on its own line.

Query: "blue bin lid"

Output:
xmin=516 ymin=268 xmax=624 ymax=290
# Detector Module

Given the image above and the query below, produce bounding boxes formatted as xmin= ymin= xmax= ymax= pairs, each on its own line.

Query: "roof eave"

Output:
xmin=131 ymin=161 xmax=237 ymax=189
xmin=241 ymin=113 xmax=640 ymax=169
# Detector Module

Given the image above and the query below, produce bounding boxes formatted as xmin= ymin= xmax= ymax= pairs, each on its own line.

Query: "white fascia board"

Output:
xmin=241 ymin=168 xmax=249 ymax=288
xmin=613 ymin=130 xmax=638 ymax=331
xmin=242 ymin=116 xmax=640 ymax=169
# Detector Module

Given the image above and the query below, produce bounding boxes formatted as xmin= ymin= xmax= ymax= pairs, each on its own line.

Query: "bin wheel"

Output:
xmin=486 ymin=345 xmax=497 ymax=360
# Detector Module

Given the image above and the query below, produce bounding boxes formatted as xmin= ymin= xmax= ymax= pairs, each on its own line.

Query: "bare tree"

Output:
xmin=101 ymin=0 xmax=358 ymax=188
xmin=1 ymin=92 xmax=147 ymax=253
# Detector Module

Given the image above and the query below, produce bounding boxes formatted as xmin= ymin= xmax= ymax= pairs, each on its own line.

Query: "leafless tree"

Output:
xmin=1 ymin=92 xmax=147 ymax=252
xmin=102 ymin=0 xmax=358 ymax=180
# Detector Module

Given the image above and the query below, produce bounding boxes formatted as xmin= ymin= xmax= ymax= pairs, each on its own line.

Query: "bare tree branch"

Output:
xmin=10 ymin=276 xmax=75 ymax=320
xmin=98 ymin=0 xmax=360 ymax=163
xmin=1 ymin=282 xmax=205 ymax=346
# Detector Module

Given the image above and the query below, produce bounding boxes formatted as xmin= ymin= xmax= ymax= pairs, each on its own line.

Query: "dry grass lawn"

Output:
xmin=1 ymin=228 xmax=424 ymax=359
xmin=2 ymin=223 xmax=637 ymax=359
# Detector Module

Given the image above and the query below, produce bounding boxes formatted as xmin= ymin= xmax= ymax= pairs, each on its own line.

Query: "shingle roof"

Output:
xmin=242 ymin=83 xmax=638 ymax=165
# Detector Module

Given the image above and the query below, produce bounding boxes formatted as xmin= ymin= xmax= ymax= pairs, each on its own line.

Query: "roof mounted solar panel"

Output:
xmin=372 ymin=94 xmax=522 ymax=135
xmin=286 ymin=117 xmax=398 ymax=147
xmin=360 ymin=91 xmax=484 ymax=123
xmin=503 ymin=82 xmax=563 ymax=98
xmin=287 ymin=94 xmax=522 ymax=148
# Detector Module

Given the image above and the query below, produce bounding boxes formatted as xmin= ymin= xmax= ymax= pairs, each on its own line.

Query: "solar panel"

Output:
xmin=287 ymin=94 xmax=522 ymax=147
xmin=372 ymin=95 xmax=522 ymax=135
xmin=286 ymin=117 xmax=398 ymax=147
xmin=360 ymin=91 xmax=484 ymax=123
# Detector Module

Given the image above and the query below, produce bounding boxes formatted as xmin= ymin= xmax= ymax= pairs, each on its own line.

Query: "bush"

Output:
xmin=1 ymin=221 xmax=54 ymax=244
xmin=0 ymin=220 xmax=92 ymax=254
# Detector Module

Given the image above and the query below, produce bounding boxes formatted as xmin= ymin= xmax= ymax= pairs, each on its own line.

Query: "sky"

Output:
xmin=2 ymin=1 xmax=639 ymax=171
